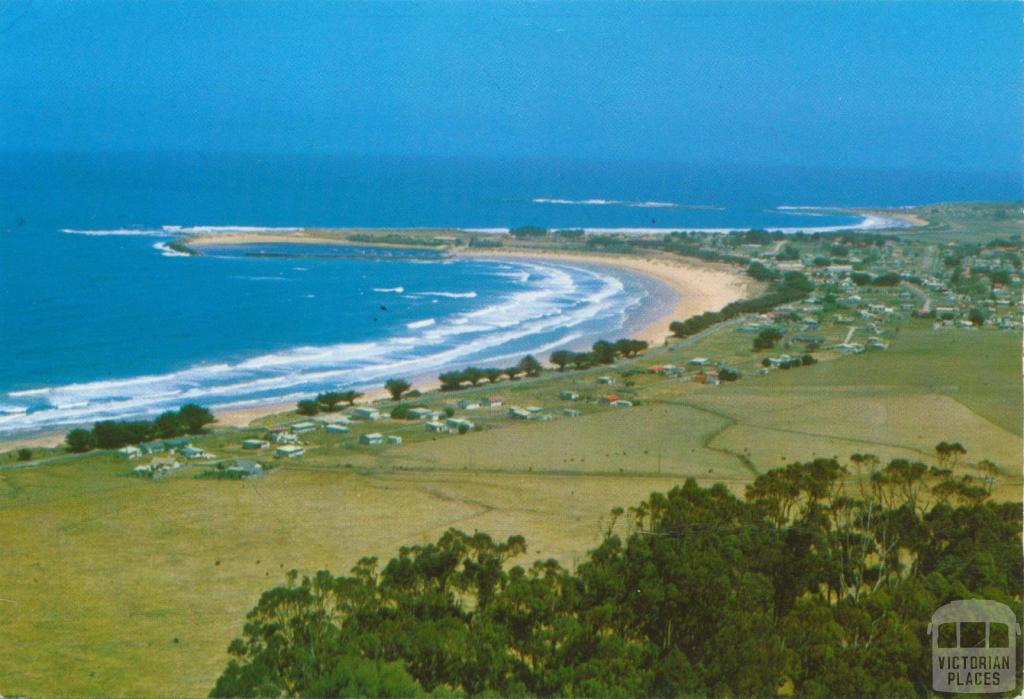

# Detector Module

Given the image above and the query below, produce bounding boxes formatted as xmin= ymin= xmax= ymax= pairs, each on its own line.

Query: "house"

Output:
xmin=836 ymin=342 xmax=865 ymax=353
xmin=325 ymin=424 xmax=350 ymax=433
xmin=446 ymin=418 xmax=475 ymax=432
xmin=559 ymin=390 xmax=580 ymax=401
xmin=425 ymin=421 xmax=449 ymax=433
xmin=315 ymin=415 xmax=353 ymax=425
xmin=290 ymin=421 xmax=319 ymax=433
xmin=142 ymin=457 xmax=182 ymax=478
xmin=271 ymin=431 xmax=301 ymax=444
xmin=482 ymin=396 xmax=504 ymax=408
xmin=386 ymin=435 xmax=403 ymax=445
xmin=351 ymin=407 xmax=381 ymax=421
xmin=457 ymin=399 xmax=481 ymax=410
xmin=241 ymin=439 xmax=269 ymax=449
xmin=117 ymin=446 xmax=142 ymax=458
xmin=867 ymin=337 xmax=890 ymax=350
xmin=275 ymin=445 xmax=305 ymax=458
xmin=688 ymin=357 xmax=712 ymax=367
xmin=609 ymin=399 xmax=633 ymax=408
xmin=359 ymin=433 xmax=384 ymax=445
xmin=179 ymin=446 xmax=214 ymax=460
xmin=600 ymin=394 xmax=621 ymax=404
xmin=139 ymin=441 xmax=165 ymax=455
xmin=407 ymin=408 xmax=435 ymax=420
xmin=223 ymin=459 xmax=263 ymax=477
xmin=597 ymin=376 xmax=614 ymax=384
xmin=163 ymin=438 xmax=190 ymax=450
xmin=526 ymin=406 xmax=544 ymax=414
xmin=693 ymin=371 xmax=719 ymax=385
xmin=507 ymin=407 xmax=531 ymax=420
xmin=563 ymin=408 xmax=581 ymax=417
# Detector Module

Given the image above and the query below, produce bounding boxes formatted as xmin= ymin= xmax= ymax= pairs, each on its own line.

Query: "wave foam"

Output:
xmin=409 ymin=291 xmax=478 ymax=299
xmin=532 ymin=197 xmax=679 ymax=208
xmin=0 ymin=259 xmax=644 ymax=434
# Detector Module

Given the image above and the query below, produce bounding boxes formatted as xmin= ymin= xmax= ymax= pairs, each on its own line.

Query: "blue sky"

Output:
xmin=1 ymin=1 xmax=1021 ymax=172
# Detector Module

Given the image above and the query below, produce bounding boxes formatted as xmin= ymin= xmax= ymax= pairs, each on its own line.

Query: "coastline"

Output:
xmin=0 ymin=246 xmax=753 ymax=448
xmin=209 ymin=248 xmax=753 ymax=430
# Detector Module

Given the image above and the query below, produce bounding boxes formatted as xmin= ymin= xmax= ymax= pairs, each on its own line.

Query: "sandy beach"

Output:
xmin=210 ymin=247 xmax=753 ymax=429
xmin=1 ymin=243 xmax=754 ymax=446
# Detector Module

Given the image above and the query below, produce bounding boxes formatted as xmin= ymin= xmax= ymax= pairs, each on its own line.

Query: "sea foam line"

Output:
xmin=0 ymin=260 xmax=639 ymax=434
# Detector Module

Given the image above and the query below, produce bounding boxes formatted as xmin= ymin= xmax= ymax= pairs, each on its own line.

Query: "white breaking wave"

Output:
xmin=532 ymin=197 xmax=680 ymax=208
xmin=408 ymin=291 xmax=478 ymax=299
xmin=62 ymin=228 xmax=172 ymax=237
xmin=373 ymin=286 xmax=405 ymax=293
xmin=0 ymin=259 xmax=644 ymax=434
xmin=62 ymin=225 xmax=301 ymax=237
xmin=153 ymin=242 xmax=191 ymax=257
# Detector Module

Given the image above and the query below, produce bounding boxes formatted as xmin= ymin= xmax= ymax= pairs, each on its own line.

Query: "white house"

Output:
xmin=241 ymin=439 xmax=269 ymax=450
xmin=118 ymin=445 xmax=142 ymax=458
xmin=290 ymin=421 xmax=319 ymax=433
xmin=275 ymin=445 xmax=305 ymax=458
xmin=386 ymin=435 xmax=403 ymax=445
xmin=359 ymin=433 xmax=384 ymax=445
xmin=446 ymin=418 xmax=475 ymax=431
xmin=325 ymin=424 xmax=350 ymax=434
xmin=351 ymin=407 xmax=381 ymax=421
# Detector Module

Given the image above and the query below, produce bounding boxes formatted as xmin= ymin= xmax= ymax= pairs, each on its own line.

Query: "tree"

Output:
xmin=753 ymin=328 xmax=783 ymax=351
xmin=177 ymin=403 xmax=215 ymax=433
xmin=613 ymin=338 xmax=648 ymax=358
xmin=153 ymin=410 xmax=185 ymax=438
xmin=66 ymin=428 xmax=96 ymax=453
xmin=212 ymin=448 xmax=1022 ymax=699
xmin=462 ymin=367 xmax=484 ymax=386
xmin=296 ymin=399 xmax=320 ymax=416
xmin=439 ymin=371 xmax=465 ymax=390
xmin=384 ymin=378 xmax=411 ymax=401
xmin=549 ymin=350 xmax=573 ymax=371
xmin=591 ymin=340 xmax=617 ymax=365
xmin=517 ymin=355 xmax=542 ymax=377
xmin=482 ymin=368 xmax=503 ymax=383
xmin=968 ymin=307 xmax=986 ymax=326
xmin=316 ymin=392 xmax=346 ymax=411
xmin=801 ymin=354 xmax=817 ymax=366
xmin=719 ymin=368 xmax=740 ymax=382
xmin=502 ymin=366 xmax=522 ymax=380
xmin=338 ymin=390 xmax=363 ymax=407
xmin=17 ymin=448 xmax=32 ymax=461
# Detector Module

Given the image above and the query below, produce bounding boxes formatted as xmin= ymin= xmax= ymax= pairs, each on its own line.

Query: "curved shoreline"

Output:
xmin=0 ymin=246 xmax=754 ymax=447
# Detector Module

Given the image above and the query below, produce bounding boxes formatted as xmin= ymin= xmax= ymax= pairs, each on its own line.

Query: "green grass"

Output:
xmin=0 ymin=315 xmax=1020 ymax=697
xmin=894 ymin=200 xmax=1024 ymax=243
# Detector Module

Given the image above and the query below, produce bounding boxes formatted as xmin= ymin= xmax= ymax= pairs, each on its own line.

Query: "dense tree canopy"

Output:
xmin=212 ymin=452 xmax=1021 ymax=698
xmin=65 ymin=403 xmax=217 ymax=451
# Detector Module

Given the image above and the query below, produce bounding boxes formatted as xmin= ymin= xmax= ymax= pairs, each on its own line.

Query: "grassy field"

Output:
xmin=891 ymin=200 xmax=1024 ymax=242
xmin=0 ymin=317 xmax=1020 ymax=696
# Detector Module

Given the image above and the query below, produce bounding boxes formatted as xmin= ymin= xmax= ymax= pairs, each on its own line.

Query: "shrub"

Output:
xmin=296 ymin=399 xmax=320 ymax=416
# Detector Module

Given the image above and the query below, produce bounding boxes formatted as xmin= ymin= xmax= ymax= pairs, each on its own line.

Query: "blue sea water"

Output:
xmin=0 ymin=152 xmax=1020 ymax=434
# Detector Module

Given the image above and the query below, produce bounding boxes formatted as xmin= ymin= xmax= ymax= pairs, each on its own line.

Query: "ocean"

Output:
xmin=0 ymin=152 xmax=1019 ymax=434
